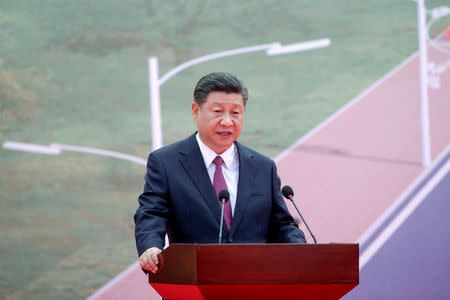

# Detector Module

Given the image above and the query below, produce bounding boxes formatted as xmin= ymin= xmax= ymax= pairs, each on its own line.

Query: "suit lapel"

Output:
xmin=178 ymin=134 xmax=222 ymax=225
xmin=230 ymin=142 xmax=256 ymax=236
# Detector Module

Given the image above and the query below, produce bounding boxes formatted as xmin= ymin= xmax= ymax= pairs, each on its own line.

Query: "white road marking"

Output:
xmin=358 ymin=143 xmax=450 ymax=248
xmin=3 ymin=141 xmax=61 ymax=155
xmin=2 ymin=141 xmax=147 ymax=166
xmin=359 ymin=152 xmax=450 ymax=270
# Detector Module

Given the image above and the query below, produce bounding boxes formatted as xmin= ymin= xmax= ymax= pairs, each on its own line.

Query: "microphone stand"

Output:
xmin=288 ymin=196 xmax=317 ymax=244
xmin=218 ymin=199 xmax=226 ymax=244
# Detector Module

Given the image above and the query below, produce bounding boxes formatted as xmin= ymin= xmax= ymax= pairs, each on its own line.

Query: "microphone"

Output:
xmin=282 ymin=185 xmax=317 ymax=244
xmin=218 ymin=189 xmax=230 ymax=244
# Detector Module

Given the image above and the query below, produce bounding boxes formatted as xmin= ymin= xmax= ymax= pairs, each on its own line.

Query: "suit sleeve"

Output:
xmin=268 ymin=161 xmax=307 ymax=243
xmin=134 ymin=152 xmax=170 ymax=257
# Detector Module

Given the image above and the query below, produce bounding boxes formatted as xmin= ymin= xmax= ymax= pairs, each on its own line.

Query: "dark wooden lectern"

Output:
xmin=148 ymin=244 xmax=358 ymax=300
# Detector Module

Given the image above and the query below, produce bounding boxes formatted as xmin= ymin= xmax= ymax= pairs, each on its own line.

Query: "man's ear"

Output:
xmin=192 ymin=102 xmax=199 ymax=122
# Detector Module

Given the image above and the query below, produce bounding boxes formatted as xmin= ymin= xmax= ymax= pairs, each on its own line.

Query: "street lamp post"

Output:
xmin=416 ymin=2 xmax=450 ymax=167
xmin=148 ymin=39 xmax=331 ymax=151
xmin=417 ymin=0 xmax=431 ymax=167
xmin=148 ymin=58 xmax=163 ymax=152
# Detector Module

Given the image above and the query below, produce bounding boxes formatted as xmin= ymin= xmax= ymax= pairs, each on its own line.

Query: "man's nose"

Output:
xmin=220 ymin=114 xmax=233 ymax=127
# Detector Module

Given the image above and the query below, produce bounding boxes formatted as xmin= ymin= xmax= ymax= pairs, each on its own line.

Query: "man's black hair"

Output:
xmin=193 ymin=72 xmax=248 ymax=106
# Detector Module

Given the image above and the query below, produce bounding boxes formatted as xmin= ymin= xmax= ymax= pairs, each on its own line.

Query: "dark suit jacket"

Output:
xmin=134 ymin=133 xmax=306 ymax=257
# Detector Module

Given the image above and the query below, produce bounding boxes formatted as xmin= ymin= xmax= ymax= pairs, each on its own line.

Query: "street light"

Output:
xmin=417 ymin=0 xmax=431 ymax=167
xmin=148 ymin=38 xmax=331 ymax=151
xmin=416 ymin=1 xmax=450 ymax=167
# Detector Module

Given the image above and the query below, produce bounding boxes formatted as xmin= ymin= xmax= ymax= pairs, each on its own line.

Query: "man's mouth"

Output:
xmin=217 ymin=131 xmax=232 ymax=137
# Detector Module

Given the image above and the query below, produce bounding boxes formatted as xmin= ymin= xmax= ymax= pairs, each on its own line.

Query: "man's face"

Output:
xmin=192 ymin=91 xmax=245 ymax=154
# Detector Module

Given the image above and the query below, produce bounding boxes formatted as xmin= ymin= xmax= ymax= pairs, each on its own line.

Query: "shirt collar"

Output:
xmin=196 ymin=133 xmax=236 ymax=169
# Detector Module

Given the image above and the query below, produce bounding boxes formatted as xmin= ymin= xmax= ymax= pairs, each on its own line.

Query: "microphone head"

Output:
xmin=218 ymin=189 xmax=230 ymax=202
xmin=281 ymin=185 xmax=294 ymax=199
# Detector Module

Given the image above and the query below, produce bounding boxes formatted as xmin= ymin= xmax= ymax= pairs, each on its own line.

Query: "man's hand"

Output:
xmin=139 ymin=247 xmax=162 ymax=273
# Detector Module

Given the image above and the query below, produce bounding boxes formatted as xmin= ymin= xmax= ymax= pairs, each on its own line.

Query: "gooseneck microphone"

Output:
xmin=282 ymin=185 xmax=317 ymax=244
xmin=218 ymin=189 xmax=230 ymax=244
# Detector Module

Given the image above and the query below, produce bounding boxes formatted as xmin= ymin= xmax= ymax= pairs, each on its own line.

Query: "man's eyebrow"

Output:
xmin=210 ymin=101 xmax=243 ymax=107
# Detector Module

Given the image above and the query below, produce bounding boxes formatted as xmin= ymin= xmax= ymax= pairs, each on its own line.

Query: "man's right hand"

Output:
xmin=139 ymin=247 xmax=162 ymax=273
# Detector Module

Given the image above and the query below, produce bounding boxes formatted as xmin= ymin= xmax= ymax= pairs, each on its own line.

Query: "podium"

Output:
xmin=148 ymin=243 xmax=358 ymax=300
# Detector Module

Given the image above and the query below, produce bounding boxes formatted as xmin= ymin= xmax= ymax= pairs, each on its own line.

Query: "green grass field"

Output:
xmin=1 ymin=0 xmax=447 ymax=299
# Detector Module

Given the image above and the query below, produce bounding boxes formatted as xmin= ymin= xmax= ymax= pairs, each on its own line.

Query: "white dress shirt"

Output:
xmin=196 ymin=133 xmax=239 ymax=216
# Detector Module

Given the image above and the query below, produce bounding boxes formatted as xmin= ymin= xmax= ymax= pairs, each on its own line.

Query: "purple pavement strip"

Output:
xmin=345 ymin=166 xmax=450 ymax=299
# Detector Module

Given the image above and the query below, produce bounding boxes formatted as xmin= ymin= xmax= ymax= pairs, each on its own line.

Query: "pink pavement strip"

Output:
xmin=86 ymin=262 xmax=160 ymax=300
xmin=278 ymin=40 xmax=450 ymax=244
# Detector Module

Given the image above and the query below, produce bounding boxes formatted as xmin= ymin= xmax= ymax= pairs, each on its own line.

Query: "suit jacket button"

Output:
xmin=228 ymin=236 xmax=233 ymax=243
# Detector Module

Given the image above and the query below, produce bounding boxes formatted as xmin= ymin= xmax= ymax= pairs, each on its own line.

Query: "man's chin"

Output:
xmin=212 ymin=139 xmax=236 ymax=153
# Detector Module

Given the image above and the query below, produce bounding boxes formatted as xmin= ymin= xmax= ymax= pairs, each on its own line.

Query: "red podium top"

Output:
xmin=149 ymin=243 xmax=358 ymax=300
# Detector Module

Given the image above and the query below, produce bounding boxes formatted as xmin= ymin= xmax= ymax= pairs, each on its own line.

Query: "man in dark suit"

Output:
xmin=135 ymin=72 xmax=306 ymax=273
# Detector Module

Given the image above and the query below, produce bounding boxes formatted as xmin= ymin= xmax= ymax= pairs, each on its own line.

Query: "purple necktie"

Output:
xmin=213 ymin=156 xmax=232 ymax=230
